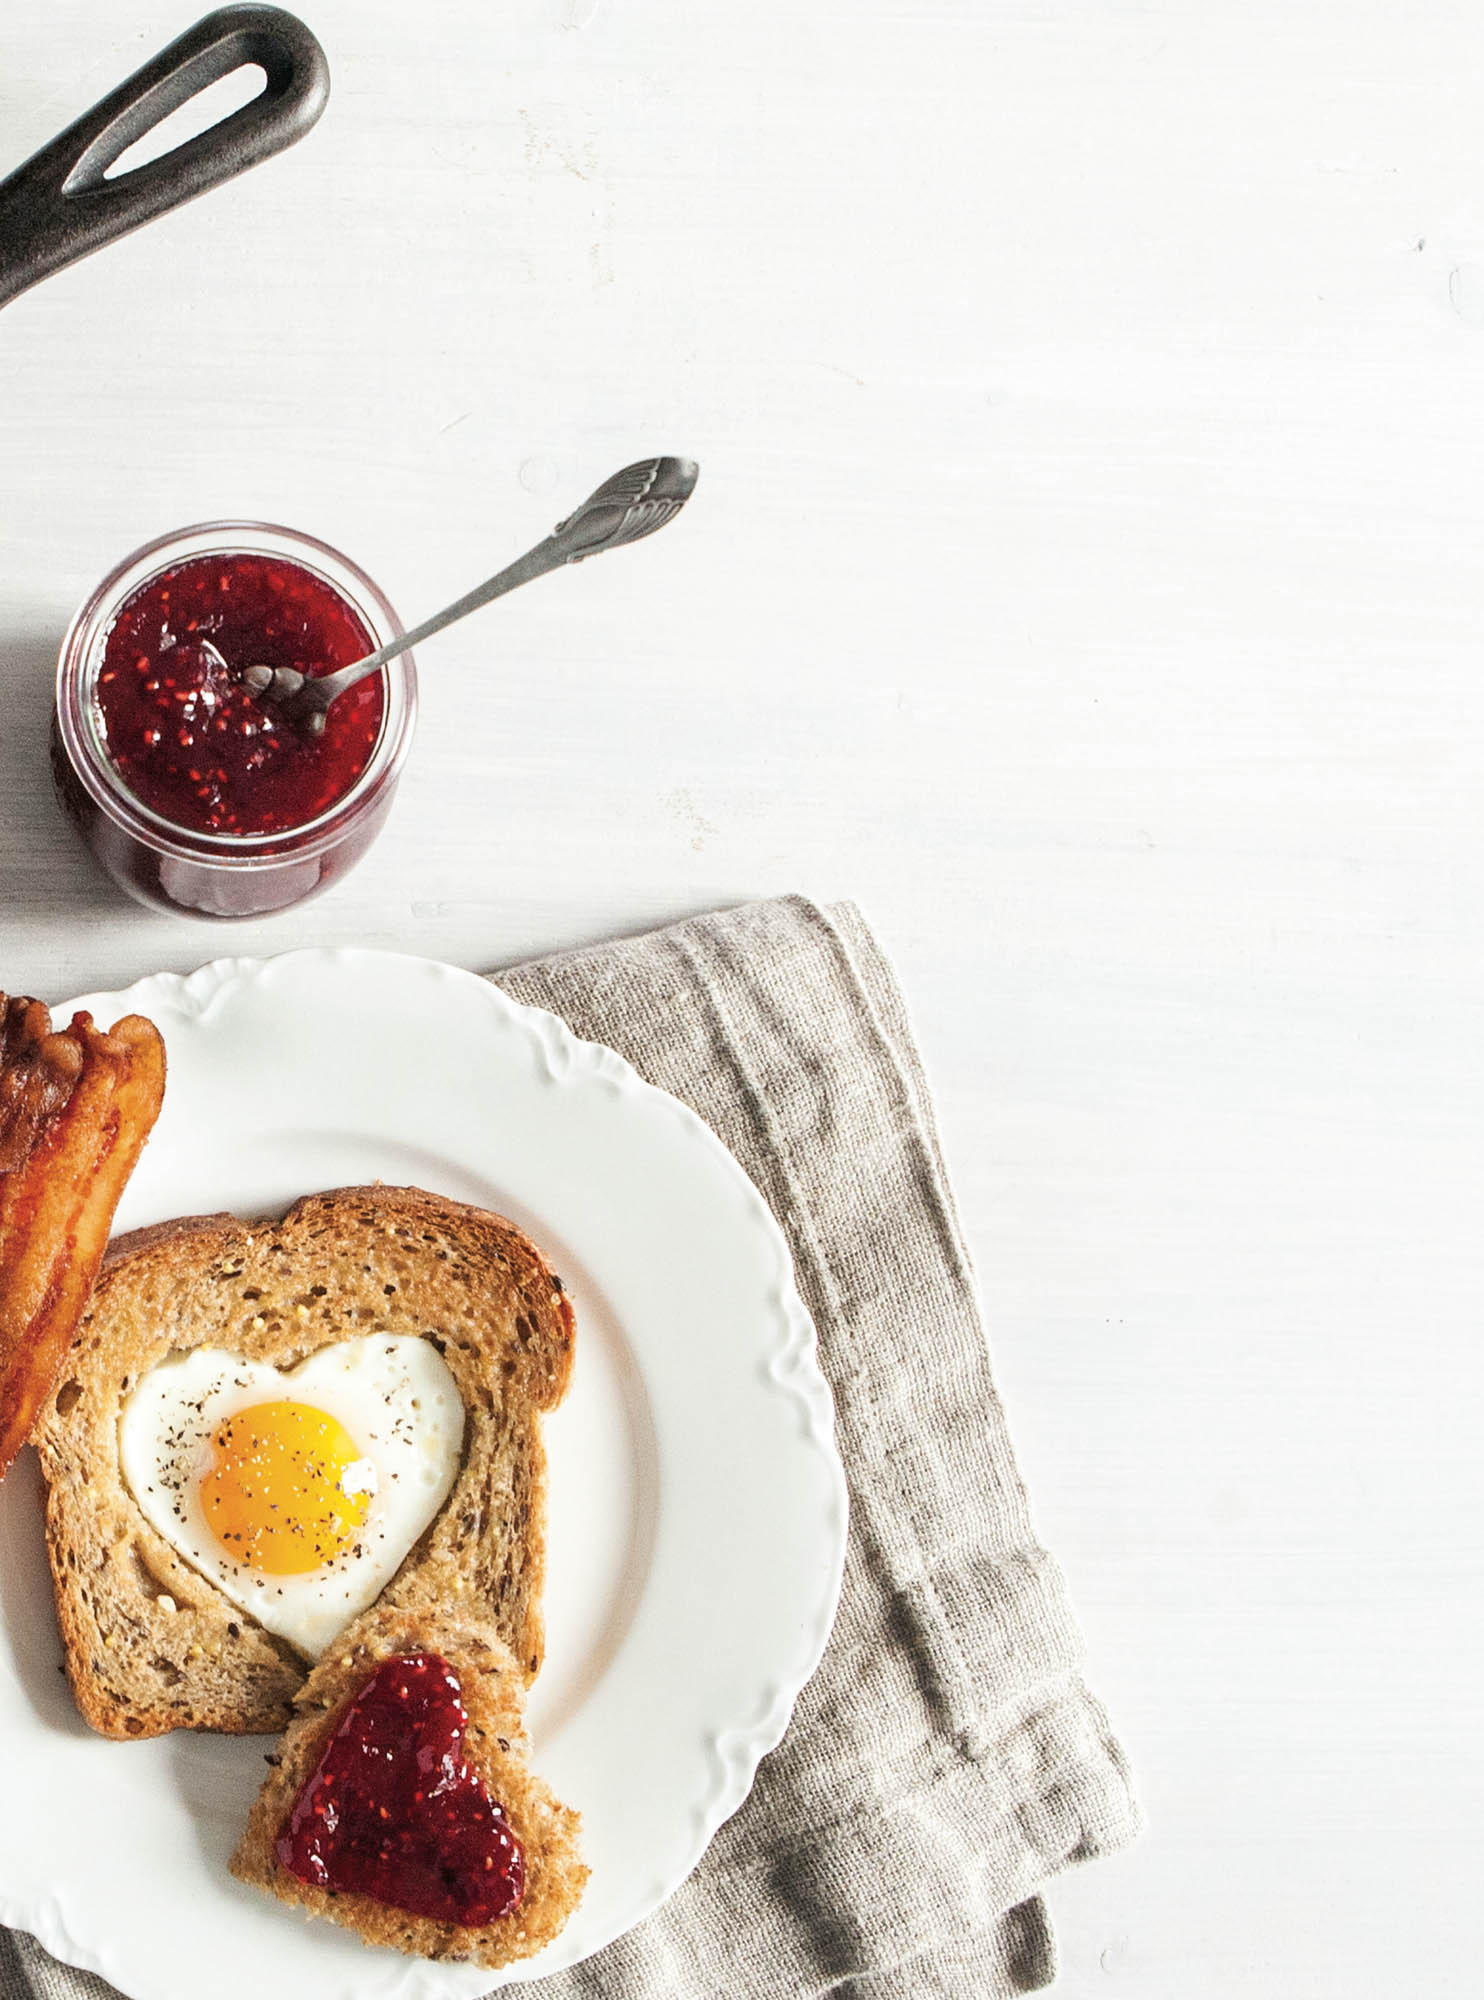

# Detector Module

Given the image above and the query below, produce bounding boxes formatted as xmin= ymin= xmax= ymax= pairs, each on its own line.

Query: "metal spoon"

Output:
xmin=228 ymin=455 xmax=698 ymax=736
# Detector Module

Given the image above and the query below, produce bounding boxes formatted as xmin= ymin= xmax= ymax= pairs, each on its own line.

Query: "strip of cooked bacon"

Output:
xmin=0 ymin=996 xmax=86 ymax=1174
xmin=0 ymin=1004 xmax=166 ymax=1479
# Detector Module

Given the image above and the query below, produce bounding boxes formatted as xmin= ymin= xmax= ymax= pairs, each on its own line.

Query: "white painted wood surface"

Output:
xmin=3 ymin=4 xmax=1482 ymax=1993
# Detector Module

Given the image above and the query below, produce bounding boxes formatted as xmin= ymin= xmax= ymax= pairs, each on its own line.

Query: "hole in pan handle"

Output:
xmin=0 ymin=6 xmax=329 ymax=314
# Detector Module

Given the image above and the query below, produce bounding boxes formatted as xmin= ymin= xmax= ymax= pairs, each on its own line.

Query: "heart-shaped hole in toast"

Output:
xmin=120 ymin=1336 xmax=465 ymax=1656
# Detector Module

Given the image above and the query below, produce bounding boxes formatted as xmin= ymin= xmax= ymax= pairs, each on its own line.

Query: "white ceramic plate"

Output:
xmin=0 ymin=949 xmax=848 ymax=2000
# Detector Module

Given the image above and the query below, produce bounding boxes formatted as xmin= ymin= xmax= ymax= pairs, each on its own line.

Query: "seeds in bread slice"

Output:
xmin=231 ymin=1599 xmax=587 ymax=1966
xmin=31 ymin=1184 xmax=575 ymax=1739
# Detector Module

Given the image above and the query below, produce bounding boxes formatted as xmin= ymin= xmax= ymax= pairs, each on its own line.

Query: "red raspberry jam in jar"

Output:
xmin=96 ymin=554 xmax=384 ymax=838
xmin=52 ymin=523 xmax=417 ymax=918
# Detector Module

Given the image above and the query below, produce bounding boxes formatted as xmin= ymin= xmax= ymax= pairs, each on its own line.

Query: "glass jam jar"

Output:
xmin=52 ymin=521 xmax=417 ymax=919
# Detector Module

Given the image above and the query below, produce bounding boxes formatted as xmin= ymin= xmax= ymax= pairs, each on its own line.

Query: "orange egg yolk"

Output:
xmin=200 ymin=1400 xmax=372 ymax=1576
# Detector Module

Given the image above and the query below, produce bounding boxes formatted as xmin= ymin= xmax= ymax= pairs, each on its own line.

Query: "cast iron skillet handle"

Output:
xmin=0 ymin=7 xmax=329 ymax=313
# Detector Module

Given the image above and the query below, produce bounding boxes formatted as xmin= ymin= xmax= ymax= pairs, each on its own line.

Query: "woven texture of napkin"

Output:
xmin=2 ymin=894 xmax=1140 ymax=2000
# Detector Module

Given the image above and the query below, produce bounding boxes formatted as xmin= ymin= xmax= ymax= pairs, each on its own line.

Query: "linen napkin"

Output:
xmin=2 ymin=894 xmax=1140 ymax=2000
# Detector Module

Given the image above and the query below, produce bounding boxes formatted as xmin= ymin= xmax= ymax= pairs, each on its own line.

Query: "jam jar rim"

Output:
xmin=55 ymin=520 xmax=418 ymax=864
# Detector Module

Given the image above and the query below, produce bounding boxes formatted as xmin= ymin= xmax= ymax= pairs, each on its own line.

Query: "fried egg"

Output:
xmin=119 ymin=1335 xmax=464 ymax=1657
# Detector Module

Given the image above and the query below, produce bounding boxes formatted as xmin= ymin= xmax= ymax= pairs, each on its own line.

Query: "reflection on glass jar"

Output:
xmin=52 ymin=522 xmax=417 ymax=919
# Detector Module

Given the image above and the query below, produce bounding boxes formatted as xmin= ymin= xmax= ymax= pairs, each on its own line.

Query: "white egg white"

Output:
xmin=119 ymin=1334 xmax=464 ymax=1657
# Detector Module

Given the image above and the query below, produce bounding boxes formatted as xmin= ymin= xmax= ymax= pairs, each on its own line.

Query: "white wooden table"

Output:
xmin=3 ymin=5 xmax=1482 ymax=1994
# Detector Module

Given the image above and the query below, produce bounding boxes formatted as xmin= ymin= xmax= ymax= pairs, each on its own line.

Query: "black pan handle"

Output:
xmin=0 ymin=7 xmax=328 ymax=312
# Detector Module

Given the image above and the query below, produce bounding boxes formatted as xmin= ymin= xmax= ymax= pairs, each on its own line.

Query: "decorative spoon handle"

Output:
xmin=245 ymin=456 xmax=699 ymax=731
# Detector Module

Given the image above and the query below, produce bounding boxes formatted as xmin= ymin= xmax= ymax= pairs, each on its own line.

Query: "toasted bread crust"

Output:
xmin=32 ymin=1185 xmax=575 ymax=1738
xmin=230 ymin=1600 xmax=587 ymax=1966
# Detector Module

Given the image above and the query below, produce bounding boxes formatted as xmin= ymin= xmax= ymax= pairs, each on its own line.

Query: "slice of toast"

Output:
xmin=31 ymin=1184 xmax=575 ymax=1739
xmin=231 ymin=1599 xmax=587 ymax=1967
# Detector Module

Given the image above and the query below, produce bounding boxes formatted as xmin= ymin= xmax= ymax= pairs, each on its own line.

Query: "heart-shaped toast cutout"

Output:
xmin=277 ymin=1652 xmax=525 ymax=1923
xmin=120 ymin=1337 xmax=465 ymax=1656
